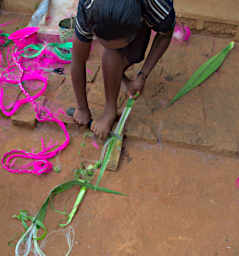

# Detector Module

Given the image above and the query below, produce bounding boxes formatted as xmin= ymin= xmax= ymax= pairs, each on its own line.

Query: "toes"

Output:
xmin=101 ymin=128 xmax=110 ymax=141
xmin=91 ymin=121 xmax=103 ymax=139
xmin=91 ymin=121 xmax=97 ymax=133
xmin=91 ymin=121 xmax=108 ymax=140
xmin=97 ymin=129 xmax=104 ymax=140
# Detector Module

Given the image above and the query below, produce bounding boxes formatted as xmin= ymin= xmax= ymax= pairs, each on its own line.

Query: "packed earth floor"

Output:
xmin=1 ymin=10 xmax=239 ymax=256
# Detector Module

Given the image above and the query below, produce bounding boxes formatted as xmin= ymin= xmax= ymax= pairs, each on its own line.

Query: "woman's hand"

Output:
xmin=127 ymin=73 xmax=146 ymax=99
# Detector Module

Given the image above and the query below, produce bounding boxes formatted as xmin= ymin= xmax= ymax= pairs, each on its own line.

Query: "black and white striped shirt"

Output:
xmin=75 ymin=0 xmax=175 ymax=42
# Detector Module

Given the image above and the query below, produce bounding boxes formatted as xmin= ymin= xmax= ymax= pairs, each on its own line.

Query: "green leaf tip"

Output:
xmin=230 ymin=41 xmax=235 ymax=49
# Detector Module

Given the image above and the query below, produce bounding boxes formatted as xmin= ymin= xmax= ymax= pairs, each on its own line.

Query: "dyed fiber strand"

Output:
xmin=36 ymin=226 xmax=75 ymax=256
xmin=14 ymin=180 xmax=123 ymax=255
xmin=15 ymin=224 xmax=35 ymax=256
xmin=21 ymin=42 xmax=72 ymax=62
xmin=14 ymin=181 xmax=80 ymax=255
xmin=15 ymin=225 xmax=75 ymax=256
xmin=0 ymin=46 xmax=70 ymax=174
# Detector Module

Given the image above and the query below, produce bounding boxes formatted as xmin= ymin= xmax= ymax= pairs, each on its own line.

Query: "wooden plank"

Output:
xmin=107 ymin=137 xmax=123 ymax=171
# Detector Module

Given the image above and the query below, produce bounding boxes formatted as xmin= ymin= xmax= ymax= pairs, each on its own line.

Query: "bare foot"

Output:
xmin=91 ymin=110 xmax=117 ymax=140
xmin=73 ymin=108 xmax=91 ymax=126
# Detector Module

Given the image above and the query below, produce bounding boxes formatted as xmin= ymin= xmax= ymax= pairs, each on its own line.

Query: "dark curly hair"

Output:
xmin=86 ymin=0 xmax=142 ymax=40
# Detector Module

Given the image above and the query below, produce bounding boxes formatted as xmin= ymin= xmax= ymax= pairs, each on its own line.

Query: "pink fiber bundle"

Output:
xmin=0 ymin=30 xmax=4 ymax=46
xmin=173 ymin=24 xmax=191 ymax=42
xmin=9 ymin=27 xmax=40 ymax=49
xmin=0 ymin=39 xmax=5 ymax=46
xmin=0 ymin=33 xmax=71 ymax=175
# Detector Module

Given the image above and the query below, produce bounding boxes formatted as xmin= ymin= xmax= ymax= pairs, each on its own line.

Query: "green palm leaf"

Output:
xmin=169 ymin=41 xmax=235 ymax=105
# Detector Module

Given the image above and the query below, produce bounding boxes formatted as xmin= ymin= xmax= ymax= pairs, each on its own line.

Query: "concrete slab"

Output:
xmin=0 ymin=11 xmax=30 ymax=33
xmin=175 ymin=0 xmax=239 ymax=24
xmin=1 ymin=7 xmax=238 ymax=155
xmin=201 ymin=38 xmax=239 ymax=154
xmin=150 ymin=36 xmax=214 ymax=149
xmin=46 ymin=74 xmax=76 ymax=123
xmin=125 ymin=116 xmax=158 ymax=144
xmin=11 ymin=96 xmax=46 ymax=128
xmin=8 ymin=35 xmax=239 ymax=155
xmin=175 ymin=0 xmax=239 ymax=40
xmin=154 ymin=36 xmax=239 ymax=155
xmin=45 ymin=68 xmax=104 ymax=126
xmin=2 ymin=0 xmax=41 ymax=14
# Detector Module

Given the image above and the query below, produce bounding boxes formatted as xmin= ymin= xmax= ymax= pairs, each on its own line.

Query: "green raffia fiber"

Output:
xmin=35 ymin=179 xmax=125 ymax=227
xmin=15 ymin=177 xmax=125 ymax=240
xmin=0 ymin=33 xmax=12 ymax=47
xmin=13 ymin=93 xmax=138 ymax=250
xmin=13 ymin=92 xmax=139 ymax=253
xmin=169 ymin=41 xmax=235 ymax=105
xmin=21 ymin=42 xmax=72 ymax=60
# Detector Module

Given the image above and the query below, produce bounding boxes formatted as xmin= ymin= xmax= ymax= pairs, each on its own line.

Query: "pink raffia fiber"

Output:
xmin=0 ymin=34 xmax=70 ymax=175
xmin=8 ymin=27 xmax=39 ymax=49
xmin=172 ymin=24 xmax=191 ymax=42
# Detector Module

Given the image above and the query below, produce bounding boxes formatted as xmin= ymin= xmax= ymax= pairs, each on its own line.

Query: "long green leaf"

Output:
xmin=14 ymin=176 xmax=125 ymax=254
xmin=17 ymin=179 xmax=124 ymax=236
xmin=95 ymin=93 xmax=139 ymax=187
xmin=169 ymin=41 xmax=235 ymax=105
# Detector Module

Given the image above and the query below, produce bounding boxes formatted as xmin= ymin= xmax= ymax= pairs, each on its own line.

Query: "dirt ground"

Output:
xmin=1 ymin=120 xmax=239 ymax=255
xmin=1 ymin=6 xmax=239 ymax=256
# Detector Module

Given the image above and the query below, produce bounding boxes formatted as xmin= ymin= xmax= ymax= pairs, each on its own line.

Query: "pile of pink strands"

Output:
xmin=0 ymin=27 xmax=71 ymax=175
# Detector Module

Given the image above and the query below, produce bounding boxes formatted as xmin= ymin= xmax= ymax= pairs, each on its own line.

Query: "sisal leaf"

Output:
xmin=169 ymin=41 xmax=235 ymax=105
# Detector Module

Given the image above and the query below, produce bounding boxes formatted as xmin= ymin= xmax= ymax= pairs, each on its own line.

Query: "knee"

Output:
xmin=102 ymin=48 xmax=124 ymax=67
xmin=102 ymin=48 xmax=121 ymax=60
xmin=102 ymin=48 xmax=129 ymax=69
